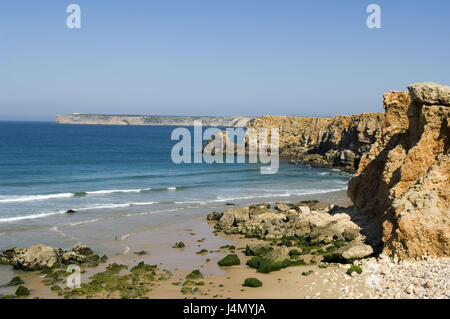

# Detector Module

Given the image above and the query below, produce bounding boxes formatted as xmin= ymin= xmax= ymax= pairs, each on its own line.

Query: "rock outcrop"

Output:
xmin=210 ymin=201 xmax=373 ymax=262
xmin=348 ymin=82 xmax=449 ymax=259
xmin=203 ymin=113 xmax=383 ymax=173
xmin=0 ymin=244 xmax=96 ymax=270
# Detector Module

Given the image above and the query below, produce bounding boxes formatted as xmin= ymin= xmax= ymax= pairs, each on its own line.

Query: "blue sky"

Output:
xmin=1 ymin=1 xmax=449 ymax=120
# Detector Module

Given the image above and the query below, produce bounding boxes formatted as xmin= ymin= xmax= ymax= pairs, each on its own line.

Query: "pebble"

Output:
xmin=321 ymin=256 xmax=449 ymax=299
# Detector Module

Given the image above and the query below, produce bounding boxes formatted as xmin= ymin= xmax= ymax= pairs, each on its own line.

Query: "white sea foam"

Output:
xmin=0 ymin=193 xmax=73 ymax=203
xmin=85 ymin=188 xmax=151 ymax=195
xmin=212 ymin=187 xmax=347 ymax=203
xmin=129 ymin=202 xmax=156 ymax=206
xmin=0 ymin=210 xmax=67 ymax=223
xmin=68 ymin=218 xmax=103 ymax=226
xmin=0 ymin=188 xmax=154 ymax=204
xmin=167 ymin=187 xmax=176 ymax=190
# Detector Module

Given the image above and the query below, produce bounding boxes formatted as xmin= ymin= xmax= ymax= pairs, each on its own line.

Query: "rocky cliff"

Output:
xmin=247 ymin=113 xmax=383 ymax=173
xmin=206 ymin=113 xmax=383 ymax=173
xmin=56 ymin=114 xmax=251 ymax=127
xmin=348 ymin=82 xmax=449 ymax=259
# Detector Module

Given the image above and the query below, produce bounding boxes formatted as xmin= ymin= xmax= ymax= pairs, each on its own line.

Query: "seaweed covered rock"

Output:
xmin=8 ymin=276 xmax=24 ymax=286
xmin=323 ymin=241 xmax=373 ymax=263
xmin=10 ymin=245 xmax=59 ymax=271
xmin=243 ymin=278 xmax=263 ymax=287
xmin=264 ymin=246 xmax=289 ymax=262
xmin=61 ymin=251 xmax=87 ymax=264
xmin=206 ymin=211 xmax=223 ymax=221
xmin=212 ymin=201 xmax=362 ymax=244
xmin=218 ymin=254 xmax=240 ymax=266
xmin=15 ymin=286 xmax=30 ymax=296
xmin=0 ymin=244 xmax=96 ymax=271
xmin=72 ymin=244 xmax=94 ymax=256
xmin=245 ymin=244 xmax=273 ymax=257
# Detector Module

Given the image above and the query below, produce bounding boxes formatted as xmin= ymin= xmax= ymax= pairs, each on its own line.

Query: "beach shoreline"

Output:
xmin=1 ymin=189 xmax=448 ymax=299
xmin=1 ymin=190 xmax=354 ymax=298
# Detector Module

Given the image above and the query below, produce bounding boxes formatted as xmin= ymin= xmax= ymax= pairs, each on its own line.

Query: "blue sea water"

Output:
xmin=0 ymin=121 xmax=351 ymax=251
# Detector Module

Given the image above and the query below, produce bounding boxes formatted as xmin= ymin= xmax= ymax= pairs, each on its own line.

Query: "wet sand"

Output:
xmin=1 ymin=190 xmax=362 ymax=299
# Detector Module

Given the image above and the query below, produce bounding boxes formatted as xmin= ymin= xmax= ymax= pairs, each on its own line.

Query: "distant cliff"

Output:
xmin=56 ymin=114 xmax=251 ymax=127
xmin=205 ymin=113 xmax=384 ymax=173
xmin=248 ymin=113 xmax=383 ymax=173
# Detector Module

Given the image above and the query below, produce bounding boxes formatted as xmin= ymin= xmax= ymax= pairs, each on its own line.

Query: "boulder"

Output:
xmin=275 ymin=202 xmax=291 ymax=212
xmin=343 ymin=228 xmax=360 ymax=241
xmin=206 ymin=211 xmax=223 ymax=221
xmin=245 ymin=243 xmax=273 ymax=256
xmin=72 ymin=244 xmax=93 ymax=256
xmin=265 ymin=246 xmax=290 ymax=262
xmin=216 ymin=207 xmax=250 ymax=229
xmin=65 ymin=209 xmax=76 ymax=214
xmin=11 ymin=244 xmax=59 ymax=271
xmin=61 ymin=251 xmax=87 ymax=264
xmin=324 ymin=241 xmax=373 ymax=263
xmin=297 ymin=206 xmax=310 ymax=215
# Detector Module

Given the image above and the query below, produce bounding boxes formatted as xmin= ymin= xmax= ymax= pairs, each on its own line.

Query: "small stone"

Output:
xmin=424 ymin=281 xmax=433 ymax=289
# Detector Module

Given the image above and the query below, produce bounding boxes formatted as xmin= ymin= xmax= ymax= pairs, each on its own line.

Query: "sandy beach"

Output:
xmin=1 ymin=190 xmax=358 ymax=299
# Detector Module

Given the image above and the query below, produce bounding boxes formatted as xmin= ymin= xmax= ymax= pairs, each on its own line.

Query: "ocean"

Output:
xmin=0 ymin=121 xmax=351 ymax=252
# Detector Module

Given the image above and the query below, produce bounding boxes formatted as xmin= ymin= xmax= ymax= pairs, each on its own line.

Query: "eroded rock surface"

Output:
xmin=348 ymin=82 xmax=449 ymax=259
xmin=0 ymin=244 xmax=96 ymax=271
xmin=204 ymin=113 xmax=383 ymax=173
xmin=211 ymin=201 xmax=373 ymax=262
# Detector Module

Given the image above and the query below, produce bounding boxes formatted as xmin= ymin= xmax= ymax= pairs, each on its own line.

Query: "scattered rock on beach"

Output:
xmin=15 ymin=285 xmax=30 ymax=297
xmin=324 ymin=241 xmax=373 ymax=263
xmin=72 ymin=244 xmax=93 ymax=256
xmin=65 ymin=209 xmax=76 ymax=214
xmin=8 ymin=276 xmax=24 ymax=286
xmin=0 ymin=243 xmax=96 ymax=271
xmin=265 ymin=246 xmax=290 ymax=262
xmin=214 ymin=201 xmax=362 ymax=245
xmin=10 ymin=244 xmax=59 ymax=271
xmin=207 ymin=211 xmax=223 ymax=221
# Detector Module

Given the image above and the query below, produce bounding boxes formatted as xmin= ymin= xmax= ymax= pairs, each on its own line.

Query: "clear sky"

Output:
xmin=1 ymin=0 xmax=449 ymax=121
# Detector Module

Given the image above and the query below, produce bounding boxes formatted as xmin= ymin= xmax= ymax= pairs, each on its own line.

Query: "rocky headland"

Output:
xmin=56 ymin=114 xmax=251 ymax=127
xmin=348 ymin=82 xmax=449 ymax=259
xmin=2 ymin=82 xmax=447 ymax=299
xmin=204 ymin=113 xmax=383 ymax=173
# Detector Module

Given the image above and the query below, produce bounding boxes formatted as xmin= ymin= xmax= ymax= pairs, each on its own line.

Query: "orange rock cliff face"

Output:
xmin=246 ymin=113 xmax=383 ymax=173
xmin=348 ymin=82 xmax=449 ymax=259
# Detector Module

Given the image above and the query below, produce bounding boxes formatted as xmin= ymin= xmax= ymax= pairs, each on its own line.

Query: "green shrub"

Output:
xmin=196 ymin=249 xmax=208 ymax=255
xmin=218 ymin=254 xmax=240 ymax=266
xmin=346 ymin=265 xmax=362 ymax=275
xmin=243 ymin=278 xmax=263 ymax=287
xmin=302 ymin=270 xmax=314 ymax=276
